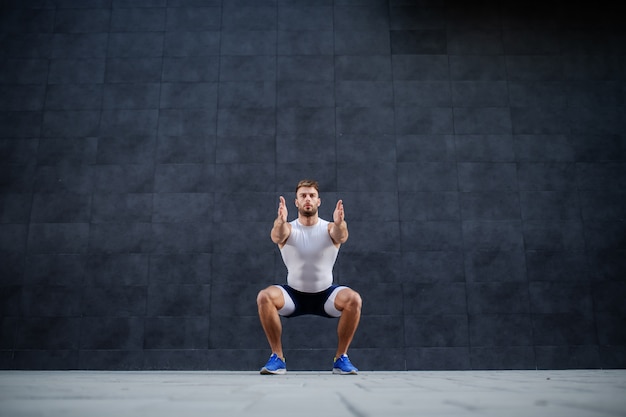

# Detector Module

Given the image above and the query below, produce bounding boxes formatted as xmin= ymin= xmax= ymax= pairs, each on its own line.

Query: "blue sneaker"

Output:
xmin=332 ymin=354 xmax=358 ymax=375
xmin=260 ymin=353 xmax=286 ymax=375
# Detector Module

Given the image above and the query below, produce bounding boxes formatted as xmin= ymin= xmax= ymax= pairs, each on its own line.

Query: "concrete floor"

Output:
xmin=1 ymin=370 xmax=625 ymax=417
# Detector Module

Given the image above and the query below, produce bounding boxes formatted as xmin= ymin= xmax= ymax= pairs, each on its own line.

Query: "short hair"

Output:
xmin=295 ymin=179 xmax=319 ymax=195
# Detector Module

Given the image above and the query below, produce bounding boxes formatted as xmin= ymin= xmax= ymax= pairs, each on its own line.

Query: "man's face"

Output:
xmin=295 ymin=186 xmax=321 ymax=217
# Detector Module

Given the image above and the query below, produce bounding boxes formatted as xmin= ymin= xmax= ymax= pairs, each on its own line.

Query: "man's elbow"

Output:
xmin=334 ymin=231 xmax=349 ymax=244
xmin=271 ymin=232 xmax=288 ymax=245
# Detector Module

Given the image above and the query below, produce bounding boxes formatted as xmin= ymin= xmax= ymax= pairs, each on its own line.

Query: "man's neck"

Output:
xmin=297 ymin=215 xmax=319 ymax=227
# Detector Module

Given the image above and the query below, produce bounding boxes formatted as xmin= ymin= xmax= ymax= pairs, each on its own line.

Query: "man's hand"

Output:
xmin=271 ymin=196 xmax=291 ymax=246
xmin=333 ymin=199 xmax=345 ymax=225
xmin=277 ymin=196 xmax=288 ymax=224
xmin=330 ymin=199 xmax=348 ymax=245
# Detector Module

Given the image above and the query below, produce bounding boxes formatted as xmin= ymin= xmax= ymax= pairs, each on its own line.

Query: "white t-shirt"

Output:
xmin=280 ymin=218 xmax=339 ymax=293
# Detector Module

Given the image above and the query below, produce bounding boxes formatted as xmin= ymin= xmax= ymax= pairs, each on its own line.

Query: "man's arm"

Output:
xmin=329 ymin=199 xmax=349 ymax=245
xmin=271 ymin=196 xmax=291 ymax=246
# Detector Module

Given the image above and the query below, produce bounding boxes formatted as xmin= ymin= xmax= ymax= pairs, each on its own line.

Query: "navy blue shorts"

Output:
xmin=277 ymin=284 xmax=343 ymax=318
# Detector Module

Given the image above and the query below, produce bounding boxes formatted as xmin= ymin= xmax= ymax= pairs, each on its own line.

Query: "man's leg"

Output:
xmin=256 ymin=285 xmax=286 ymax=359
xmin=333 ymin=288 xmax=362 ymax=358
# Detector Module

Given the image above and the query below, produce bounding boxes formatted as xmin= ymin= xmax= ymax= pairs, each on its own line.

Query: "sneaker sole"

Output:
xmin=332 ymin=368 xmax=358 ymax=375
xmin=260 ymin=368 xmax=286 ymax=375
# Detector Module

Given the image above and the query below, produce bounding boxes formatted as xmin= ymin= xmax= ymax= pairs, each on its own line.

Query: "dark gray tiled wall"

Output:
xmin=1 ymin=0 xmax=625 ymax=371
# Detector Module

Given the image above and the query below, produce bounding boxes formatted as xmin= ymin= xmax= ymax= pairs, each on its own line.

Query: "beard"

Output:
xmin=298 ymin=205 xmax=318 ymax=217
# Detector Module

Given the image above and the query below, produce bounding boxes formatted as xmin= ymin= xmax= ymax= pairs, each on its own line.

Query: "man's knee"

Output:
xmin=257 ymin=286 xmax=284 ymax=310
xmin=349 ymin=290 xmax=362 ymax=309
xmin=339 ymin=289 xmax=362 ymax=311
xmin=257 ymin=288 xmax=273 ymax=307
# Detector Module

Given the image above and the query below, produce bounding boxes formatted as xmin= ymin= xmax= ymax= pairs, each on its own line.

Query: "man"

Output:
xmin=256 ymin=179 xmax=362 ymax=375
